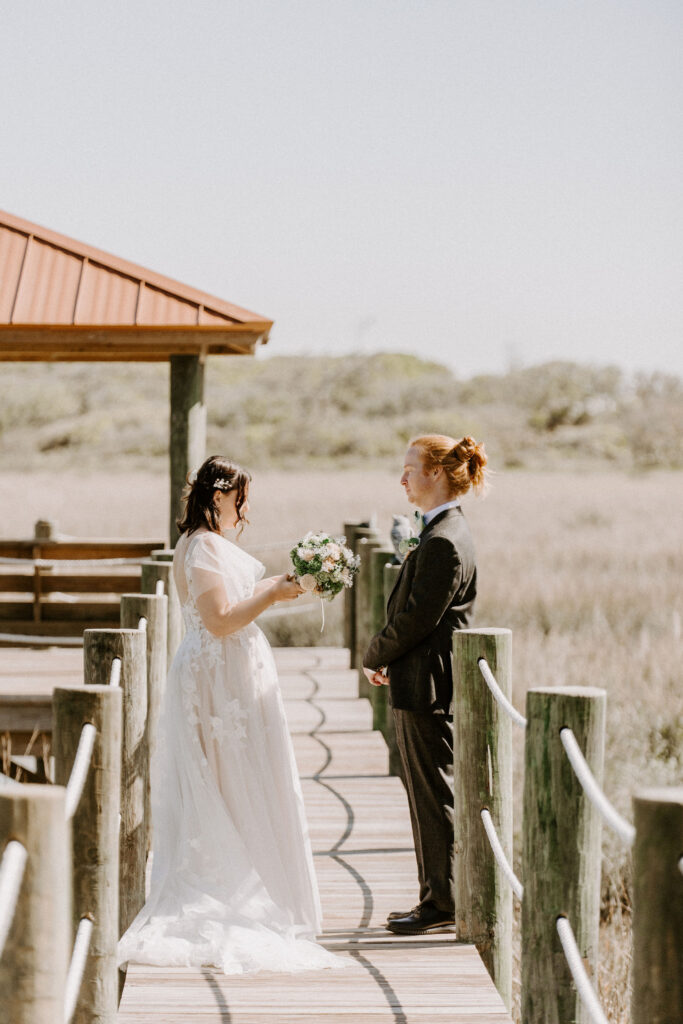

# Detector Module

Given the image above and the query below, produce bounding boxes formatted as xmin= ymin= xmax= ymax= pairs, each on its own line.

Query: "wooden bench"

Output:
xmin=0 ymin=533 xmax=164 ymax=642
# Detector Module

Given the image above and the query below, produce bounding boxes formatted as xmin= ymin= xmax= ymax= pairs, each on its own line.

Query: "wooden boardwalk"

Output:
xmin=0 ymin=645 xmax=513 ymax=1023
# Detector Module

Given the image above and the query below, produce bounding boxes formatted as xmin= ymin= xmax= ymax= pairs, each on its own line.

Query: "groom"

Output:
xmin=362 ymin=439 xmax=477 ymax=934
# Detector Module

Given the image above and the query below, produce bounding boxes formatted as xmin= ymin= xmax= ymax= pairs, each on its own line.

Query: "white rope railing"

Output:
xmin=64 ymin=724 xmax=97 ymax=821
xmin=560 ymin=728 xmax=636 ymax=846
xmin=0 ymin=840 xmax=28 ymax=957
xmin=155 ymin=579 xmax=165 ymax=596
xmin=109 ymin=658 xmax=121 ymax=688
xmin=556 ymin=916 xmax=609 ymax=1024
xmin=137 ymin=616 xmax=147 ymax=633
xmin=63 ymin=915 xmax=94 ymax=1024
xmin=478 ymin=658 xmax=527 ymax=729
xmin=480 ymin=809 xmax=524 ymax=900
xmin=0 ymin=632 xmax=83 ymax=647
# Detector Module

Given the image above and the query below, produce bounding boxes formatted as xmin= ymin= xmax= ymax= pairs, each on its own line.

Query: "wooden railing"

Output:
xmin=0 ymin=584 xmax=168 ymax=1023
xmin=346 ymin=520 xmax=683 ymax=1024
xmin=1 ymin=521 xmax=681 ymax=1023
xmin=0 ymin=521 xmax=164 ymax=641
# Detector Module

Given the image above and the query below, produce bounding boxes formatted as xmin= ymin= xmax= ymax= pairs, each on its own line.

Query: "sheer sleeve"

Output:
xmin=185 ymin=533 xmax=235 ymax=635
xmin=186 ymin=533 xmax=228 ymax=599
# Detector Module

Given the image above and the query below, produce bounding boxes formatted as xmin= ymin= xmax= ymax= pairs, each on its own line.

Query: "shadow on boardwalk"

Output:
xmin=0 ymin=644 xmax=511 ymax=1023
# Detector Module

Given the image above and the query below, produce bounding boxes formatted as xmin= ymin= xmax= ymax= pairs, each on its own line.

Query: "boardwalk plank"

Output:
xmin=0 ymin=645 xmax=512 ymax=1023
xmin=284 ymin=699 xmax=372 ymax=735
xmin=302 ymin=777 xmax=414 ymax=852
xmin=292 ymin=732 xmax=388 ymax=778
xmin=120 ymin=945 xmax=511 ymax=1022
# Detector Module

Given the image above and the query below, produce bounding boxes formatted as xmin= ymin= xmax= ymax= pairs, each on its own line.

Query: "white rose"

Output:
xmin=327 ymin=543 xmax=341 ymax=559
xmin=298 ymin=574 xmax=318 ymax=592
xmin=300 ymin=548 xmax=317 ymax=562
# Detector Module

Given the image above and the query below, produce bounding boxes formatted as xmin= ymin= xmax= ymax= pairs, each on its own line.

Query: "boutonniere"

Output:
xmin=398 ymin=535 xmax=420 ymax=558
xmin=398 ymin=510 xmax=424 ymax=558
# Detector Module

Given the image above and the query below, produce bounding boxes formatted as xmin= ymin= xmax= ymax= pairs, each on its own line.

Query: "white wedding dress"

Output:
xmin=117 ymin=529 xmax=341 ymax=974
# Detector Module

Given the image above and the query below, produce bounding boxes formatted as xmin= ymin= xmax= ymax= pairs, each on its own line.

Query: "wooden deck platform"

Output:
xmin=0 ymin=645 xmax=513 ymax=1022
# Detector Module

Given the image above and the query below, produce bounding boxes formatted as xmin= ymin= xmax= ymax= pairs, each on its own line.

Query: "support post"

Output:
xmin=382 ymin=562 xmax=402 ymax=777
xmin=0 ymin=786 xmax=70 ymax=1024
xmin=342 ymin=523 xmax=364 ymax=656
xmin=453 ymin=629 xmax=513 ymax=1011
xmin=355 ymin=535 xmax=384 ymax=698
xmin=34 ymin=518 xmax=57 ymax=540
xmin=631 ymin=786 xmax=683 ymax=1024
xmin=368 ymin=546 xmax=394 ymax=730
xmin=347 ymin=526 xmax=380 ymax=668
xmin=170 ymin=354 xmax=206 ymax=548
xmin=83 ymin=629 xmax=147 ymax=939
xmin=53 ymin=685 xmax=122 ymax=1024
xmin=141 ymin=559 xmax=182 ymax=667
xmin=521 ymin=686 xmax=606 ymax=1024
xmin=120 ymin=594 xmax=168 ymax=856
xmin=151 ymin=548 xmax=174 ymax=562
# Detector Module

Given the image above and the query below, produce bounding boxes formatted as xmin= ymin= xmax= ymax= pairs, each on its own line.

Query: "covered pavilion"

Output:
xmin=0 ymin=209 xmax=272 ymax=542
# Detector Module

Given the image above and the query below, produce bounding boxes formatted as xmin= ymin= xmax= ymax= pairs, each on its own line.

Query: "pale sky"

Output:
xmin=1 ymin=0 xmax=682 ymax=378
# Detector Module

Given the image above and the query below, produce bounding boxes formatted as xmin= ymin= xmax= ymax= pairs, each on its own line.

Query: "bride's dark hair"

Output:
xmin=176 ymin=455 xmax=251 ymax=537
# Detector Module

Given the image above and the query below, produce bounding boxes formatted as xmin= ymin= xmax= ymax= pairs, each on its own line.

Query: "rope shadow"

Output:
xmin=304 ymin=665 xmax=408 ymax=1024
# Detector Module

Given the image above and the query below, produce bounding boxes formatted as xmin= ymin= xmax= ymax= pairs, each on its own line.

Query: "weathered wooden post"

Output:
xmin=521 ymin=686 xmax=605 ymax=1024
xmin=83 ymin=629 xmax=147 ymax=938
xmin=53 ymin=685 xmax=122 ymax=1024
xmin=34 ymin=518 xmax=57 ymax=540
xmin=381 ymin=562 xmax=402 ymax=777
xmin=170 ymin=354 xmax=206 ymax=547
xmin=141 ymin=558 xmax=182 ymax=666
xmin=120 ymin=593 xmax=168 ymax=855
xmin=0 ymin=786 xmax=70 ymax=1024
xmin=368 ymin=546 xmax=394 ymax=728
xmin=348 ymin=525 xmax=380 ymax=668
xmin=355 ymin=535 xmax=385 ymax=698
xmin=151 ymin=549 xmax=174 ymax=562
xmin=453 ymin=629 xmax=513 ymax=1011
xmin=342 ymin=522 xmax=364 ymax=657
xmin=632 ymin=786 xmax=683 ymax=1024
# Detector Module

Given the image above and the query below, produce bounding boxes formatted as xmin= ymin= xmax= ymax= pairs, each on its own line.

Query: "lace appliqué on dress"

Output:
xmin=210 ymin=700 xmax=248 ymax=745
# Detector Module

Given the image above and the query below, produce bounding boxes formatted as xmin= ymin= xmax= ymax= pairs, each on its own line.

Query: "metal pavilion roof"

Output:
xmin=0 ymin=209 xmax=272 ymax=361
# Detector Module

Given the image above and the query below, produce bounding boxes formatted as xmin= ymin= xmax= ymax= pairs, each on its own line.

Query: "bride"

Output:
xmin=118 ymin=455 xmax=342 ymax=974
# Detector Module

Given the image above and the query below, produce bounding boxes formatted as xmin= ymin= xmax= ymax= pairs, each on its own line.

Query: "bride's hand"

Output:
xmin=272 ymin=574 xmax=304 ymax=602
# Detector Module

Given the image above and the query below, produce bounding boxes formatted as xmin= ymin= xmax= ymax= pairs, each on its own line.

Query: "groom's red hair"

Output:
xmin=409 ymin=434 xmax=488 ymax=497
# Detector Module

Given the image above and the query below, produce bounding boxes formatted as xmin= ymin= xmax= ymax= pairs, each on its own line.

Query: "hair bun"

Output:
xmin=452 ymin=436 xmax=477 ymax=462
xmin=450 ymin=435 xmax=487 ymax=491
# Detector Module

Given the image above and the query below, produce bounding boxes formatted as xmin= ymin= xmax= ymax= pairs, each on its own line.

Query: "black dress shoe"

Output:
xmin=386 ymin=905 xmax=420 ymax=923
xmin=386 ymin=903 xmax=455 ymax=935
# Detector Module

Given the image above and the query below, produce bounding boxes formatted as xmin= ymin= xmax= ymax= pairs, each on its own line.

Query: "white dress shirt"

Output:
xmin=422 ymin=499 xmax=461 ymax=527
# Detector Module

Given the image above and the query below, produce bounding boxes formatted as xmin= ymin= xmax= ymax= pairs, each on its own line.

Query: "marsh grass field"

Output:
xmin=1 ymin=466 xmax=682 ymax=1021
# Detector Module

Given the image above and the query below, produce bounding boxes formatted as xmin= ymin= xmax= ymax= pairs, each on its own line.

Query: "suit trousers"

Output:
xmin=393 ymin=707 xmax=454 ymax=912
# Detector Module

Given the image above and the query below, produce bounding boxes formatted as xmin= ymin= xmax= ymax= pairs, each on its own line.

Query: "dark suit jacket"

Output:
xmin=363 ymin=507 xmax=476 ymax=715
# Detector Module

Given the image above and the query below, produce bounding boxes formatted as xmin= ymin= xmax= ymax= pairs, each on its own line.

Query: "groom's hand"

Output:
xmin=363 ymin=666 xmax=388 ymax=687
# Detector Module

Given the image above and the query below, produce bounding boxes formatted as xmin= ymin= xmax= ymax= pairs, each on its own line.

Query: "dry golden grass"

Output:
xmin=1 ymin=466 xmax=681 ymax=1021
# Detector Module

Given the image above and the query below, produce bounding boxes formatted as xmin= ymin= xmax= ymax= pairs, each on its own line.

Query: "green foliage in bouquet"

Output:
xmin=289 ymin=532 xmax=360 ymax=600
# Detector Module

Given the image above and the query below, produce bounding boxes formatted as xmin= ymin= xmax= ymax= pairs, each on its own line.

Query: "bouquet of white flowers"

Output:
xmin=289 ymin=532 xmax=360 ymax=601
